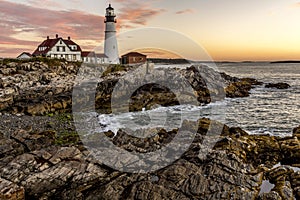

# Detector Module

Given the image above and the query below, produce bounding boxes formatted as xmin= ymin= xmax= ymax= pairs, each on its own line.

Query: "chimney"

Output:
xmin=68 ymin=36 xmax=71 ymax=40
xmin=47 ymin=36 xmax=49 ymax=40
xmin=56 ymin=34 xmax=58 ymax=38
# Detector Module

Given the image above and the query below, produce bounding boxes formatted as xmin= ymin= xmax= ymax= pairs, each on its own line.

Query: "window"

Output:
xmin=60 ymin=40 xmax=62 ymax=44
xmin=73 ymin=55 xmax=76 ymax=60
xmin=62 ymin=47 xmax=66 ymax=52
xmin=57 ymin=46 xmax=60 ymax=52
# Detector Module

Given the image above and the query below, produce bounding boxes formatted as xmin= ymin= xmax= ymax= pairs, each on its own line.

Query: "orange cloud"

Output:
xmin=293 ymin=2 xmax=300 ymax=7
xmin=137 ymin=48 xmax=182 ymax=59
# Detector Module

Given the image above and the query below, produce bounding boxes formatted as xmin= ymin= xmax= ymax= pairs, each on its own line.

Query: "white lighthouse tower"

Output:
xmin=104 ymin=4 xmax=120 ymax=64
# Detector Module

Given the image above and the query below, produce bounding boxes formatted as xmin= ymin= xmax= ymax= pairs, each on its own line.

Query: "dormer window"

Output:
xmin=70 ymin=45 xmax=77 ymax=50
xmin=39 ymin=46 xmax=47 ymax=51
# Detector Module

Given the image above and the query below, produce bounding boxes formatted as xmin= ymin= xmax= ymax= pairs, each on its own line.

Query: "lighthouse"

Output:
xmin=104 ymin=4 xmax=120 ymax=64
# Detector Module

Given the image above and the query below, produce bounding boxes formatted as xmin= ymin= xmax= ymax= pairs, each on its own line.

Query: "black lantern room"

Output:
xmin=105 ymin=4 xmax=116 ymax=23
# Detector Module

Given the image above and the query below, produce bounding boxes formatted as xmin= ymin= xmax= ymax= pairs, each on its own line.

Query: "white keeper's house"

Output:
xmin=32 ymin=34 xmax=82 ymax=61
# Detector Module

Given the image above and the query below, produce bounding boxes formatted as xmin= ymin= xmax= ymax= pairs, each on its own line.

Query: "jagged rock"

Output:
xmin=291 ymin=171 xmax=300 ymax=199
xmin=293 ymin=126 xmax=300 ymax=140
xmin=258 ymin=191 xmax=282 ymax=200
xmin=265 ymin=82 xmax=291 ymax=89
xmin=279 ymin=136 xmax=300 ymax=165
xmin=10 ymin=129 xmax=56 ymax=152
xmin=0 ymin=146 xmax=113 ymax=199
xmin=1 ymin=61 xmax=257 ymax=115
xmin=0 ymin=178 xmax=24 ymax=200
xmin=266 ymin=166 xmax=294 ymax=182
xmin=0 ymin=118 xmax=299 ymax=199
xmin=225 ymin=80 xmax=252 ymax=98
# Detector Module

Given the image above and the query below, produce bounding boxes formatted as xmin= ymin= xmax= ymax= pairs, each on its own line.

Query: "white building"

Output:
xmin=32 ymin=34 xmax=82 ymax=61
xmin=17 ymin=52 xmax=32 ymax=60
xmin=82 ymin=51 xmax=108 ymax=64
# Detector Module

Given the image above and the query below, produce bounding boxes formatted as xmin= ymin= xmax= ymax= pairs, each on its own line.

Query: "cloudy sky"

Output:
xmin=1 ymin=0 xmax=300 ymax=61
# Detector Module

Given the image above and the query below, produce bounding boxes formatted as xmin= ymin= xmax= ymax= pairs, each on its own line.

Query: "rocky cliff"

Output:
xmin=0 ymin=59 xmax=258 ymax=116
xmin=0 ymin=117 xmax=299 ymax=199
xmin=0 ymin=59 xmax=298 ymax=200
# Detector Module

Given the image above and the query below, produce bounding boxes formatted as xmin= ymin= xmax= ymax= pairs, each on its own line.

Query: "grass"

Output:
xmin=48 ymin=113 xmax=80 ymax=146
xmin=55 ymin=131 xmax=80 ymax=145
xmin=1 ymin=57 xmax=82 ymax=67
xmin=54 ymin=113 xmax=73 ymax=124
xmin=102 ymin=64 xmax=129 ymax=77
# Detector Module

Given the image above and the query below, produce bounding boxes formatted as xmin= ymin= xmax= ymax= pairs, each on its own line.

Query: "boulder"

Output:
xmin=265 ymin=83 xmax=291 ymax=89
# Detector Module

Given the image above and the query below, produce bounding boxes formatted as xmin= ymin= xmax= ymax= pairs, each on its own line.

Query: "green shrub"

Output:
xmin=1 ymin=57 xmax=82 ymax=67
xmin=102 ymin=64 xmax=128 ymax=77
xmin=55 ymin=131 xmax=80 ymax=145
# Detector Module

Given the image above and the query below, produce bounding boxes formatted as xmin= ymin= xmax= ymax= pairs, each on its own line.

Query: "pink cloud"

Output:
xmin=115 ymin=0 xmax=165 ymax=28
xmin=0 ymin=0 xmax=105 ymax=57
xmin=175 ymin=9 xmax=195 ymax=15
xmin=119 ymin=7 xmax=165 ymax=26
xmin=26 ymin=0 xmax=62 ymax=8
xmin=0 ymin=0 xmax=165 ymax=58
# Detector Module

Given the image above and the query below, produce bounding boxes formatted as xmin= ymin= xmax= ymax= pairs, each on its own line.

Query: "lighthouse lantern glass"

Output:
xmin=107 ymin=9 xmax=114 ymax=16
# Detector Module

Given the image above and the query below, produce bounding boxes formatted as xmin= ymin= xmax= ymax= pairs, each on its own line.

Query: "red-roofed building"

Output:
xmin=32 ymin=34 xmax=82 ymax=61
xmin=81 ymin=51 xmax=108 ymax=64
xmin=121 ymin=52 xmax=147 ymax=64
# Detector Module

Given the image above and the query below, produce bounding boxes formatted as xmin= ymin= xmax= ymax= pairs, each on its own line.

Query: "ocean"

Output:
xmin=97 ymin=62 xmax=300 ymax=137
xmin=217 ymin=62 xmax=300 ymax=136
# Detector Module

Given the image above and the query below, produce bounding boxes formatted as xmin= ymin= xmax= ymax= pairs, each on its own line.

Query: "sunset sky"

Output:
xmin=1 ymin=0 xmax=300 ymax=61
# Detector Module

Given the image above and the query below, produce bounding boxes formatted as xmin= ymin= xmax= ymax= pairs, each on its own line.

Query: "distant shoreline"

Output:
xmin=148 ymin=58 xmax=300 ymax=64
xmin=270 ymin=60 xmax=300 ymax=64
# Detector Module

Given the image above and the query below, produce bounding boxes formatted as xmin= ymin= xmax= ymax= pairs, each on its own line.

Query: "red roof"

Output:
xmin=121 ymin=52 xmax=147 ymax=57
xmin=32 ymin=37 xmax=82 ymax=56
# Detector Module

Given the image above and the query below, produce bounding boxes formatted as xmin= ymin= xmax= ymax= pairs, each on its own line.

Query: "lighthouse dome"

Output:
xmin=106 ymin=4 xmax=114 ymax=10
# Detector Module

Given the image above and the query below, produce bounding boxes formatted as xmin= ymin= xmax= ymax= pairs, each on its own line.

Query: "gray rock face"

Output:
xmin=0 ymin=61 xmax=256 ymax=115
xmin=0 ymin=118 xmax=299 ymax=199
xmin=1 ymin=60 xmax=297 ymax=199
xmin=0 ymin=61 xmax=78 ymax=115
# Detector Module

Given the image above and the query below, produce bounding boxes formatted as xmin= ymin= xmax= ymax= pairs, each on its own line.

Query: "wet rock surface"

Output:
xmin=265 ymin=82 xmax=291 ymax=89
